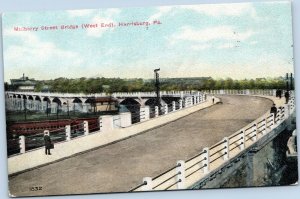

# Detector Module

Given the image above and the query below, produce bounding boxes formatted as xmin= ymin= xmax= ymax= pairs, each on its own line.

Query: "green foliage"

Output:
xmin=32 ymin=76 xmax=287 ymax=93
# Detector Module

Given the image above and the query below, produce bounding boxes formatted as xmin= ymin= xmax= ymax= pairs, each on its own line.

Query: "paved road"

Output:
xmin=9 ymin=95 xmax=273 ymax=196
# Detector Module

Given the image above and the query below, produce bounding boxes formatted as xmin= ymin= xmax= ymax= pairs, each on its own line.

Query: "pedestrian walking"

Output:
xmin=278 ymin=89 xmax=282 ymax=99
xmin=44 ymin=130 xmax=53 ymax=155
xmin=212 ymin=96 xmax=215 ymax=104
xmin=284 ymin=90 xmax=290 ymax=104
xmin=270 ymin=104 xmax=277 ymax=122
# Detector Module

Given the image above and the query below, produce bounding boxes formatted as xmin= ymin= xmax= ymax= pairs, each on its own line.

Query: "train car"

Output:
xmin=7 ymin=117 xmax=100 ymax=138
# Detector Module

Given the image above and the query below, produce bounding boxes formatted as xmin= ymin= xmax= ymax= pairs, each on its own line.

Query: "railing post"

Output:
xmin=284 ymin=104 xmax=290 ymax=119
xmin=223 ymin=137 xmax=229 ymax=160
xmin=203 ymin=147 xmax=210 ymax=174
xmin=120 ymin=112 xmax=132 ymax=127
xmin=140 ymin=106 xmax=150 ymax=122
xmin=83 ymin=121 xmax=89 ymax=135
xmin=252 ymin=123 xmax=257 ymax=141
xmin=65 ymin=125 xmax=71 ymax=141
xmin=239 ymin=130 xmax=245 ymax=150
xmin=271 ymin=113 xmax=275 ymax=128
xmin=142 ymin=177 xmax=153 ymax=191
xmin=179 ymin=100 xmax=183 ymax=109
xmin=176 ymin=160 xmax=186 ymax=189
xmin=164 ymin=104 xmax=168 ymax=114
xmin=172 ymin=101 xmax=176 ymax=111
xmin=99 ymin=115 xmax=114 ymax=132
xmin=98 ymin=116 xmax=103 ymax=130
xmin=19 ymin=135 xmax=25 ymax=154
xmin=262 ymin=116 xmax=267 ymax=135
xmin=154 ymin=106 xmax=159 ymax=117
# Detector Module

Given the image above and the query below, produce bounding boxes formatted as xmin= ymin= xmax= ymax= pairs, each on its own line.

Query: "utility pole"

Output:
xmin=67 ymin=101 xmax=70 ymax=117
xmin=154 ymin=68 xmax=161 ymax=109
xmin=56 ymin=104 xmax=59 ymax=119
xmin=290 ymin=73 xmax=294 ymax=90
xmin=24 ymin=98 xmax=27 ymax=121
xmin=46 ymin=101 xmax=49 ymax=117
xmin=286 ymin=73 xmax=289 ymax=91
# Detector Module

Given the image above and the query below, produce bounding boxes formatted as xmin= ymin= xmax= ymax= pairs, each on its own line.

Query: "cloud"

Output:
xmin=105 ymin=8 xmax=121 ymax=17
xmin=249 ymin=41 xmax=258 ymax=45
xmin=170 ymin=25 xmax=255 ymax=43
xmin=67 ymin=9 xmax=95 ymax=17
xmin=85 ymin=9 xmax=121 ymax=38
xmin=217 ymin=43 xmax=236 ymax=49
xmin=149 ymin=7 xmax=173 ymax=21
xmin=3 ymin=29 xmax=83 ymax=80
xmin=181 ymin=3 xmax=256 ymax=17
xmin=148 ymin=3 xmax=257 ymax=21
xmin=191 ymin=44 xmax=212 ymax=51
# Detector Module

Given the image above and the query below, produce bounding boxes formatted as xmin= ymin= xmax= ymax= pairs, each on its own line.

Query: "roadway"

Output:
xmin=8 ymin=95 xmax=273 ymax=196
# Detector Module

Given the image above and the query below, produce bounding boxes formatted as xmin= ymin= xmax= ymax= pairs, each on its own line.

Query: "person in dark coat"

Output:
xmin=44 ymin=130 xmax=52 ymax=155
xmin=276 ymin=89 xmax=279 ymax=98
xmin=270 ymin=104 xmax=277 ymax=122
xmin=284 ymin=90 xmax=290 ymax=104
xmin=278 ymin=89 xmax=282 ymax=99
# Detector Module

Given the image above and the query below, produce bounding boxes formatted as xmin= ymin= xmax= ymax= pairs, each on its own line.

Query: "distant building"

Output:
xmin=10 ymin=74 xmax=36 ymax=91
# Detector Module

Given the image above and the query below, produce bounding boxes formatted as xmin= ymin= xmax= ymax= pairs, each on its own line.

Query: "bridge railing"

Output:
xmin=203 ymin=89 xmax=276 ymax=96
xmin=130 ymin=94 xmax=295 ymax=192
xmin=5 ymin=90 xmax=200 ymax=99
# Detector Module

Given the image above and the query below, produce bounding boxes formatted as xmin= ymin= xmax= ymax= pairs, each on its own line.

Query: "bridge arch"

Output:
xmin=72 ymin=97 xmax=83 ymax=112
xmin=119 ymin=98 xmax=141 ymax=123
xmin=161 ymin=96 xmax=180 ymax=105
xmin=119 ymin=98 xmax=140 ymax=107
xmin=42 ymin=97 xmax=51 ymax=103
xmin=73 ymin=97 xmax=82 ymax=103
xmin=35 ymin=96 xmax=41 ymax=101
xmin=52 ymin=97 xmax=62 ymax=105
xmin=144 ymin=98 xmax=167 ymax=107
xmin=145 ymin=98 xmax=157 ymax=106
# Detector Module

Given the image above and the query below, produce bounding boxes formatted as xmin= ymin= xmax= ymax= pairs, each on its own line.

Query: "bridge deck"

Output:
xmin=9 ymin=95 xmax=273 ymax=196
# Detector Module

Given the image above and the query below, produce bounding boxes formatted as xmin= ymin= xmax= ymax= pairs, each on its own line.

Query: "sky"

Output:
xmin=1 ymin=1 xmax=294 ymax=82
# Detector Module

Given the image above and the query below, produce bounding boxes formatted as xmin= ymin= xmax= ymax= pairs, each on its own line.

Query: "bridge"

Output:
xmin=6 ymin=89 xmax=296 ymax=197
xmin=5 ymin=91 xmax=202 ymax=113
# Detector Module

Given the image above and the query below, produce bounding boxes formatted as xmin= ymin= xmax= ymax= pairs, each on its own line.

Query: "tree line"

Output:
xmin=5 ymin=77 xmax=288 ymax=94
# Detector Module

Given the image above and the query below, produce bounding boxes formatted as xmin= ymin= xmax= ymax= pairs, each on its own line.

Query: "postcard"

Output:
xmin=2 ymin=1 xmax=297 ymax=197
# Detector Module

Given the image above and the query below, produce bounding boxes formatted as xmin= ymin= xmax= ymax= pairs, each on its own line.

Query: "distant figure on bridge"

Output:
xmin=212 ymin=96 xmax=215 ymax=104
xmin=270 ymin=104 xmax=277 ymax=122
xmin=44 ymin=130 xmax=53 ymax=155
xmin=276 ymin=89 xmax=282 ymax=99
xmin=278 ymin=89 xmax=282 ymax=99
xmin=284 ymin=90 xmax=290 ymax=104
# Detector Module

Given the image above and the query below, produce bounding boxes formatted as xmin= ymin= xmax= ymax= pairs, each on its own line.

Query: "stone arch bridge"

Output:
xmin=5 ymin=91 xmax=205 ymax=113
